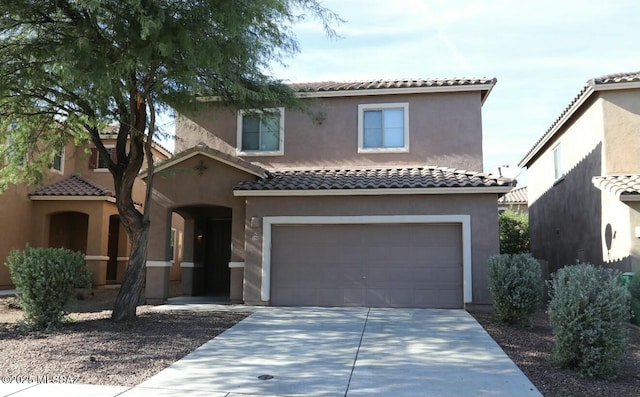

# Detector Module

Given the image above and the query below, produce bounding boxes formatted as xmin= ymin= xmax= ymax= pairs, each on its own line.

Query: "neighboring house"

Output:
xmin=498 ymin=186 xmax=528 ymax=213
xmin=519 ymin=71 xmax=640 ymax=275
xmin=0 ymin=132 xmax=178 ymax=289
xmin=143 ymin=78 xmax=513 ymax=309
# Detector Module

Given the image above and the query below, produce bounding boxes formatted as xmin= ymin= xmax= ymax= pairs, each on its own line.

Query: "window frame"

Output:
xmin=553 ymin=143 xmax=563 ymax=181
xmin=236 ymin=107 xmax=285 ymax=156
xmin=52 ymin=146 xmax=65 ymax=174
xmin=94 ymin=145 xmax=115 ymax=172
xmin=358 ymin=102 xmax=410 ymax=153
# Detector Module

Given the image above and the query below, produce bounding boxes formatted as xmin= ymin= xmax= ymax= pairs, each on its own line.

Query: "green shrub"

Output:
xmin=499 ymin=209 xmax=530 ymax=254
xmin=488 ymin=253 xmax=542 ymax=326
xmin=628 ymin=273 xmax=640 ymax=326
xmin=5 ymin=246 xmax=91 ymax=330
xmin=547 ymin=263 xmax=630 ymax=378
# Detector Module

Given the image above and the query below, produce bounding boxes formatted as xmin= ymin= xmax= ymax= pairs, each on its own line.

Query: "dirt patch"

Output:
xmin=471 ymin=310 xmax=640 ymax=397
xmin=0 ymin=288 xmax=247 ymax=386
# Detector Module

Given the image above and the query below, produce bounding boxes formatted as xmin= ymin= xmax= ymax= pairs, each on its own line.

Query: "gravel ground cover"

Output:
xmin=0 ymin=288 xmax=247 ymax=386
xmin=2 ymin=288 xmax=639 ymax=395
xmin=471 ymin=310 xmax=640 ymax=397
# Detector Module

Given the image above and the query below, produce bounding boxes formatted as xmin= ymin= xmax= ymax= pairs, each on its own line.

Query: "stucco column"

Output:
xmin=145 ymin=201 xmax=171 ymax=304
xmin=85 ymin=204 xmax=110 ymax=287
xmin=229 ymin=203 xmax=246 ymax=302
xmin=179 ymin=217 xmax=201 ymax=296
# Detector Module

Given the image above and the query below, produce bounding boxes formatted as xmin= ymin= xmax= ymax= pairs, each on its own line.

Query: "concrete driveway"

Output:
xmin=123 ymin=307 xmax=541 ymax=397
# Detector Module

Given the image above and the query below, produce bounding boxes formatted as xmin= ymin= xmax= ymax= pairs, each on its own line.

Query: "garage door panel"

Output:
xmin=271 ymin=223 xmax=462 ymax=308
xmin=343 ymin=288 xmax=366 ymax=306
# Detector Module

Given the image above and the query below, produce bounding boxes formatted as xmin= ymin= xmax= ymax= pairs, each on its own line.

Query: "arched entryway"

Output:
xmin=174 ymin=205 xmax=232 ymax=297
xmin=48 ymin=211 xmax=89 ymax=253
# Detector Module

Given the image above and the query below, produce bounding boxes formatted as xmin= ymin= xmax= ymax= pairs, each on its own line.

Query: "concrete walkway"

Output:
xmin=2 ymin=307 xmax=541 ymax=397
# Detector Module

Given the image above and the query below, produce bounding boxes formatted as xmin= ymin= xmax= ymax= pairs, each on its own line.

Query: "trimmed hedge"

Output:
xmin=547 ymin=263 xmax=630 ymax=378
xmin=5 ymin=246 xmax=91 ymax=330
xmin=487 ymin=253 xmax=542 ymax=327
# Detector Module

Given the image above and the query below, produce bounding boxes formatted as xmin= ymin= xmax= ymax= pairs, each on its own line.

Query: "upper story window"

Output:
xmin=358 ymin=103 xmax=409 ymax=153
xmin=553 ymin=143 xmax=563 ymax=180
xmin=52 ymin=147 xmax=64 ymax=173
xmin=89 ymin=146 xmax=115 ymax=171
xmin=237 ymin=108 xmax=284 ymax=156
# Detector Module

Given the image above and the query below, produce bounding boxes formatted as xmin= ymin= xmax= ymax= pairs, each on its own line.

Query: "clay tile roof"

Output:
xmin=234 ymin=166 xmax=511 ymax=192
xmin=520 ymin=71 xmax=640 ymax=167
xmin=589 ymin=71 xmax=640 ymax=85
xmin=30 ymin=174 xmax=114 ymax=197
xmin=497 ymin=186 xmax=528 ymax=205
xmin=288 ymin=78 xmax=497 ymax=93
xmin=592 ymin=174 xmax=640 ymax=198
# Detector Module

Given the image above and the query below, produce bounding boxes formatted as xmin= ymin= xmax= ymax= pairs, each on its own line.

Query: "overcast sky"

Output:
xmin=266 ymin=0 xmax=640 ymax=185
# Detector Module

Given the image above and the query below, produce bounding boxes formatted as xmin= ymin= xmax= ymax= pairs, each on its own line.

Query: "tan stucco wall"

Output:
xmin=528 ymin=97 xmax=605 ymax=204
xmin=29 ymin=199 xmax=118 ymax=286
xmin=243 ymin=194 xmax=500 ymax=306
xmin=626 ymin=202 xmax=640 ymax=273
xmin=0 ymin=185 xmax=33 ymax=288
xmin=601 ymin=89 xmax=640 ymax=174
xmin=176 ymin=92 xmax=485 ymax=171
xmin=170 ymin=212 xmax=184 ymax=281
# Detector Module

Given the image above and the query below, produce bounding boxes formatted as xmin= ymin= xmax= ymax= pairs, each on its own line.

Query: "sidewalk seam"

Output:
xmin=344 ymin=307 xmax=370 ymax=397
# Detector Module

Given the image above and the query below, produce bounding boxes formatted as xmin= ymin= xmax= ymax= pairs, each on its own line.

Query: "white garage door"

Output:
xmin=270 ymin=223 xmax=463 ymax=308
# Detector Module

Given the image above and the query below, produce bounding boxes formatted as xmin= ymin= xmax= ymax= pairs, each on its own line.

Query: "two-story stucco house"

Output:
xmin=0 ymin=132 xmax=177 ymax=289
xmin=519 ymin=71 xmax=640 ymax=275
xmin=142 ymin=78 xmax=512 ymax=309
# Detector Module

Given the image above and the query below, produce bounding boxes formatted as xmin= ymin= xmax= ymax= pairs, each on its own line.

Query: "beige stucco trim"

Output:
xmin=31 ymin=196 xmax=116 ymax=203
xmin=594 ymin=81 xmax=640 ymax=92
xmin=116 ymin=257 xmax=129 ymax=261
xmin=84 ymin=255 xmax=109 ymax=261
xmin=620 ymin=195 xmax=640 ymax=202
xmin=180 ymin=262 xmax=204 ymax=268
xmin=235 ymin=186 xmax=511 ymax=197
xmin=228 ymin=261 xmax=245 ymax=268
xmin=146 ymin=260 xmax=172 ymax=268
xmin=261 ymin=215 xmax=472 ymax=304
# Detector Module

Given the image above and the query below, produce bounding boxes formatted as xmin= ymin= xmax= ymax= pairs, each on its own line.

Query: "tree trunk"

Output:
xmin=112 ymin=220 xmax=150 ymax=322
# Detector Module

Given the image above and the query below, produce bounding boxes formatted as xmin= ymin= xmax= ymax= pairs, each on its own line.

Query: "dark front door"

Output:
xmin=106 ymin=215 xmax=119 ymax=283
xmin=204 ymin=218 xmax=231 ymax=295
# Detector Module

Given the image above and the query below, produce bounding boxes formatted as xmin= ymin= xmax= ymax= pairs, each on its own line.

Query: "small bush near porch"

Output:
xmin=5 ymin=246 xmax=91 ymax=330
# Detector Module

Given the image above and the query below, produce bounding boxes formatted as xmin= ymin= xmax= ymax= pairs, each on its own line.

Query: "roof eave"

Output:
xmin=197 ymin=83 xmax=497 ymax=103
xmin=519 ymin=80 xmax=640 ymax=168
xmin=620 ymin=195 xmax=640 ymax=202
xmin=519 ymin=85 xmax=595 ymax=168
xmin=233 ymin=186 xmax=512 ymax=197
xmin=30 ymin=195 xmax=117 ymax=203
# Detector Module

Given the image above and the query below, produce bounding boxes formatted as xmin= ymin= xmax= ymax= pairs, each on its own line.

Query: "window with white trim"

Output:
xmin=237 ymin=108 xmax=284 ymax=155
xmin=553 ymin=144 xmax=562 ymax=180
xmin=52 ymin=146 xmax=64 ymax=173
xmin=358 ymin=103 xmax=409 ymax=152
